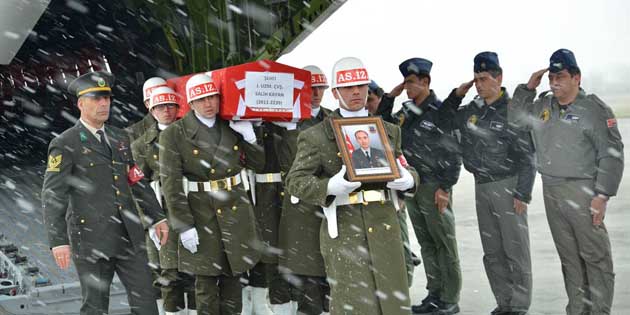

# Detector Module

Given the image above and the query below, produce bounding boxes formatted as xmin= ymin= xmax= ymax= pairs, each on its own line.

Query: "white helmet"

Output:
xmin=149 ymin=86 xmax=178 ymax=110
xmin=331 ymin=57 xmax=370 ymax=88
xmin=185 ymin=73 xmax=219 ymax=104
xmin=303 ymin=65 xmax=329 ymax=88
xmin=142 ymin=77 xmax=167 ymax=101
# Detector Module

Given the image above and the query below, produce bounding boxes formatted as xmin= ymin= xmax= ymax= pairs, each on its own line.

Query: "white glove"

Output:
xmin=387 ymin=160 xmax=415 ymax=191
xmin=272 ymin=121 xmax=297 ymax=130
xmin=229 ymin=120 xmax=256 ymax=143
xmin=326 ymin=165 xmax=361 ymax=196
xmin=148 ymin=227 xmax=161 ymax=251
xmin=180 ymin=228 xmax=199 ymax=254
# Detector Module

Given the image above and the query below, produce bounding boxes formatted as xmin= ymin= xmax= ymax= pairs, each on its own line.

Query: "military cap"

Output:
xmin=474 ymin=51 xmax=501 ymax=73
xmin=68 ymin=71 xmax=114 ymax=97
xmin=399 ymin=58 xmax=432 ymax=77
xmin=549 ymin=48 xmax=579 ymax=73
xmin=368 ymin=80 xmax=380 ymax=93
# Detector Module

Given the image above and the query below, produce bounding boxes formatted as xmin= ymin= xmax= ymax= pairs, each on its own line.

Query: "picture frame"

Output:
xmin=331 ymin=116 xmax=400 ymax=183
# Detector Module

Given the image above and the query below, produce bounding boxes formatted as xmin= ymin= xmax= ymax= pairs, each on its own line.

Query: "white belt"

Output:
xmin=183 ymin=174 xmax=242 ymax=193
xmin=322 ymin=189 xmax=397 ymax=239
xmin=150 ymin=180 xmax=162 ymax=208
xmin=255 ymin=173 xmax=283 ymax=183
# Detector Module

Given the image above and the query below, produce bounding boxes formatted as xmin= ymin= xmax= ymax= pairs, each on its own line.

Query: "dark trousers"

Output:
xmin=244 ymin=262 xmax=291 ymax=304
xmin=159 ymin=269 xmax=196 ymax=312
xmin=73 ymin=248 xmax=157 ymax=315
xmin=196 ymin=274 xmax=242 ymax=315
xmin=290 ymin=274 xmax=329 ymax=315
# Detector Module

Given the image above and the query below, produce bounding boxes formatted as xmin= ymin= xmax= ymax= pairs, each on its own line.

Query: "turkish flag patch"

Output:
xmin=397 ymin=154 xmax=408 ymax=168
xmin=128 ymin=164 xmax=145 ymax=185
xmin=607 ymin=118 xmax=617 ymax=128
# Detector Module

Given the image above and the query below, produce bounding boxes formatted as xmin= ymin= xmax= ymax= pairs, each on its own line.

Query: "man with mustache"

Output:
xmin=510 ymin=49 xmax=624 ymax=315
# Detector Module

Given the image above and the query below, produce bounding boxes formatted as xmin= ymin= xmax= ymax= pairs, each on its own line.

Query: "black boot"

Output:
xmin=411 ymin=294 xmax=439 ymax=314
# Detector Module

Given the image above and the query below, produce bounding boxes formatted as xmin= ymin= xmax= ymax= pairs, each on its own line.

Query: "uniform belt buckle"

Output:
xmin=363 ymin=190 xmax=383 ymax=203
xmin=266 ymin=173 xmax=274 ymax=183
xmin=210 ymin=180 xmax=219 ymax=191
xmin=348 ymin=192 xmax=359 ymax=204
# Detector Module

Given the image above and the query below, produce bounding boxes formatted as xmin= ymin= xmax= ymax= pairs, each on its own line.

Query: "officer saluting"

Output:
xmin=446 ymin=52 xmax=536 ymax=315
xmin=286 ymin=57 xmax=419 ymax=315
xmin=42 ymin=71 xmax=169 ymax=315
xmin=510 ymin=49 xmax=624 ymax=314
xmin=159 ymin=73 xmax=265 ymax=314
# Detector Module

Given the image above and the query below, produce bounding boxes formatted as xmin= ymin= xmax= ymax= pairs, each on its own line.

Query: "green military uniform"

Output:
xmin=276 ymin=107 xmax=331 ymax=314
xmin=127 ymin=113 xmax=157 ymax=141
xmin=159 ymin=111 xmax=265 ymax=314
xmin=42 ymin=121 xmax=166 ymax=315
xmin=131 ymin=122 xmax=196 ymax=313
xmin=510 ymin=84 xmax=624 ymax=314
xmin=242 ymin=122 xmax=289 ymax=305
xmin=286 ymin=109 xmax=419 ymax=315
xmin=126 ymin=111 xmax=161 ymax=303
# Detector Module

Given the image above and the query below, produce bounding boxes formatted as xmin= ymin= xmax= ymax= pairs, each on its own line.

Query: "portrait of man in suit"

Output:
xmin=351 ymin=129 xmax=389 ymax=169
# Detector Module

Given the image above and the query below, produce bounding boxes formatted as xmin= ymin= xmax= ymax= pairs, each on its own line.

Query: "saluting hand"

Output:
xmin=389 ymin=82 xmax=405 ymax=98
xmin=590 ymin=196 xmax=608 ymax=227
xmin=513 ymin=198 xmax=528 ymax=215
xmin=52 ymin=245 xmax=71 ymax=270
xmin=455 ymin=80 xmax=474 ymax=98
xmin=527 ymin=68 xmax=548 ymax=90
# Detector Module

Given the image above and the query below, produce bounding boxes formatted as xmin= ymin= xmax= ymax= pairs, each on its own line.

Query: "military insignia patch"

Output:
xmin=540 ymin=109 xmax=550 ymax=122
xmin=47 ymin=154 xmax=62 ymax=172
xmin=79 ymin=131 xmax=88 ymax=142
xmin=97 ymin=78 xmax=106 ymax=87
xmin=468 ymin=115 xmax=478 ymax=125
xmin=607 ymin=118 xmax=617 ymax=128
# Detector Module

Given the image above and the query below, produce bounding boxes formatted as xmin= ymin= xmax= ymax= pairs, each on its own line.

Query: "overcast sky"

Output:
xmin=278 ymin=0 xmax=630 ymax=111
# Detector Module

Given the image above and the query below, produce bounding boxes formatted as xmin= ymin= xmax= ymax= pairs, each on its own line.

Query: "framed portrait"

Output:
xmin=331 ymin=116 xmax=400 ymax=183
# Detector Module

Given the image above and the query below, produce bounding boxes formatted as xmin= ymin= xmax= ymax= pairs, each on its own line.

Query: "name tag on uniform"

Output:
xmin=489 ymin=121 xmax=505 ymax=131
xmin=419 ymin=120 xmax=435 ymax=130
xmin=565 ymin=114 xmax=580 ymax=122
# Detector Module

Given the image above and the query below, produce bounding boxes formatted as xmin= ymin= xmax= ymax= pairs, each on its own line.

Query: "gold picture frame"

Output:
xmin=331 ymin=116 xmax=400 ymax=183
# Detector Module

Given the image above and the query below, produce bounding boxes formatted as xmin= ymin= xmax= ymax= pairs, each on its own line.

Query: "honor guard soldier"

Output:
xmin=381 ymin=57 xmax=463 ymax=315
xmin=127 ymin=77 xmax=168 ymax=141
xmin=131 ymin=86 xmax=197 ymax=315
xmin=285 ymin=57 xmax=419 ymax=315
xmin=445 ymin=52 xmax=536 ymax=315
xmin=240 ymin=118 xmax=287 ymax=315
xmin=42 ymin=71 xmax=170 ymax=315
xmin=368 ymin=79 xmax=421 ymax=286
xmin=275 ymin=65 xmax=332 ymax=315
xmin=159 ymin=73 xmax=265 ymax=315
xmin=510 ymin=49 xmax=624 ymax=315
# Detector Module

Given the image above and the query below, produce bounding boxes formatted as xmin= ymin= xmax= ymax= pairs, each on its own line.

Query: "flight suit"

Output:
xmin=286 ymin=109 xmax=419 ymax=315
xmin=510 ymin=85 xmax=624 ymax=314
xmin=42 ymin=121 xmax=166 ymax=315
xmin=444 ymin=88 xmax=535 ymax=312
xmin=276 ymin=107 xmax=332 ymax=314
xmin=131 ymin=122 xmax=196 ymax=313
xmin=378 ymin=90 xmax=462 ymax=302
xmin=159 ymin=111 xmax=265 ymax=315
